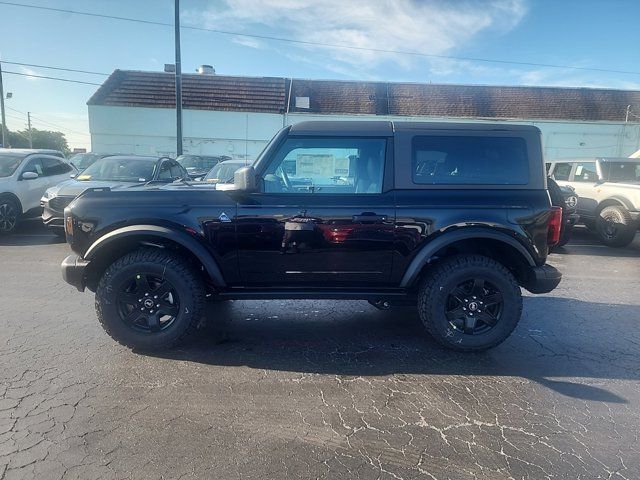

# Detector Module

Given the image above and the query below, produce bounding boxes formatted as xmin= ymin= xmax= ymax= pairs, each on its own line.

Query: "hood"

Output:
xmin=51 ymin=179 xmax=146 ymax=197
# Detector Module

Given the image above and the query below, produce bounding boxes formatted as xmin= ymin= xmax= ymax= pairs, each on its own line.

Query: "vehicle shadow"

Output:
xmin=0 ymin=219 xmax=65 ymax=246
xmin=147 ymin=296 xmax=640 ymax=404
xmin=553 ymin=226 xmax=640 ymax=257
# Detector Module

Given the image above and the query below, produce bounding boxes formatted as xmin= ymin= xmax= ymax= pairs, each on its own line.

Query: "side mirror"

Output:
xmin=233 ymin=166 xmax=256 ymax=192
xmin=21 ymin=171 xmax=39 ymax=180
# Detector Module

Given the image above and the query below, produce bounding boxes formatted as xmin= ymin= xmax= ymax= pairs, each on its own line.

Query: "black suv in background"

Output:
xmin=61 ymin=121 xmax=562 ymax=352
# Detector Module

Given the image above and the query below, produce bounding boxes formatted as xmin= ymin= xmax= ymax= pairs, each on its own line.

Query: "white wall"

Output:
xmin=89 ymin=106 xmax=283 ymax=158
xmin=89 ymin=105 xmax=640 ymax=160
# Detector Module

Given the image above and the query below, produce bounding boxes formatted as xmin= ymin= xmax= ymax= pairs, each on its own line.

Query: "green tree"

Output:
xmin=1 ymin=124 xmax=69 ymax=154
xmin=9 ymin=128 xmax=70 ymax=154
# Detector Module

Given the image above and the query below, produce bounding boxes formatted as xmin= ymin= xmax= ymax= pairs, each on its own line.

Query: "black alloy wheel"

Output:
xmin=117 ymin=273 xmax=180 ymax=333
xmin=95 ymin=248 xmax=206 ymax=350
xmin=444 ymin=278 xmax=503 ymax=335
xmin=417 ymin=255 xmax=522 ymax=352
xmin=0 ymin=200 xmax=18 ymax=234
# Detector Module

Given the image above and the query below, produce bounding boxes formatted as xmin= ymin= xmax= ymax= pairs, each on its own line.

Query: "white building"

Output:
xmin=87 ymin=70 xmax=640 ymax=160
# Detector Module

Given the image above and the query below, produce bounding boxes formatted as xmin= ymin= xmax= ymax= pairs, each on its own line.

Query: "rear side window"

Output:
xmin=42 ymin=157 xmax=73 ymax=176
xmin=551 ymin=162 xmax=572 ymax=181
xmin=412 ymin=136 xmax=529 ymax=185
xmin=572 ymin=162 xmax=598 ymax=182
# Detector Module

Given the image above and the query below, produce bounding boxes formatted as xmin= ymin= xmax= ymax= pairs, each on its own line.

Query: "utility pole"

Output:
xmin=174 ymin=0 xmax=183 ymax=156
xmin=0 ymin=61 xmax=7 ymax=148
xmin=27 ymin=112 xmax=33 ymax=148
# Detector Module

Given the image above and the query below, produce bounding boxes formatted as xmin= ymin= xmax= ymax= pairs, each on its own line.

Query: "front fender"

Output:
xmin=84 ymin=224 xmax=226 ymax=286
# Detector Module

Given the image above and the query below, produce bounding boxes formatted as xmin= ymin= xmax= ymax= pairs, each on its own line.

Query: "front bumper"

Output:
xmin=61 ymin=254 xmax=89 ymax=292
xmin=525 ymin=264 xmax=562 ymax=294
xmin=42 ymin=204 xmax=64 ymax=228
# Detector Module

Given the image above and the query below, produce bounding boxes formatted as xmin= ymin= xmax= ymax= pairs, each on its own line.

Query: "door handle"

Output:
xmin=353 ymin=212 xmax=387 ymax=223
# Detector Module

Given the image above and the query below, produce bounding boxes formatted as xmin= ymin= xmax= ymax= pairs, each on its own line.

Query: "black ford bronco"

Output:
xmin=61 ymin=121 xmax=562 ymax=352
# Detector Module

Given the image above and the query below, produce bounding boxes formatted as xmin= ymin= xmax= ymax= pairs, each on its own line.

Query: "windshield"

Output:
xmin=605 ymin=162 xmax=640 ymax=182
xmin=204 ymin=162 xmax=246 ymax=183
xmin=77 ymin=157 xmax=156 ymax=182
xmin=0 ymin=155 xmax=24 ymax=178
xmin=70 ymin=153 xmax=103 ymax=170
xmin=177 ymin=155 xmax=219 ymax=170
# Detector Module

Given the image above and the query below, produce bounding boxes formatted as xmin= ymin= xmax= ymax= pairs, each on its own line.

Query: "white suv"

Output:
xmin=0 ymin=150 xmax=76 ymax=234
xmin=547 ymin=157 xmax=640 ymax=247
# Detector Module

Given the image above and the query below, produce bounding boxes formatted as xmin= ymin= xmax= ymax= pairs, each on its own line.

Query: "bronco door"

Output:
xmin=235 ymin=136 xmax=395 ymax=287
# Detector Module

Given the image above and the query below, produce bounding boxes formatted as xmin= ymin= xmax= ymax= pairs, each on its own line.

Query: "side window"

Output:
xmin=412 ymin=135 xmax=529 ymax=185
xmin=22 ymin=158 xmax=44 ymax=176
xmin=157 ymin=161 xmax=173 ymax=181
xmin=572 ymin=162 xmax=598 ymax=182
xmin=263 ymin=137 xmax=386 ymax=194
xmin=42 ymin=158 xmax=73 ymax=176
xmin=170 ymin=163 xmax=184 ymax=179
xmin=551 ymin=162 xmax=572 ymax=181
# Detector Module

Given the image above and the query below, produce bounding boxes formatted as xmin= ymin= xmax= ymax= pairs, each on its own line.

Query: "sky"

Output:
xmin=1 ymin=0 xmax=640 ymax=150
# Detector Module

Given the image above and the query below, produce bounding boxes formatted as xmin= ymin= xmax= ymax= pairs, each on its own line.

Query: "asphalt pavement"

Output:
xmin=1 ymin=219 xmax=639 ymax=479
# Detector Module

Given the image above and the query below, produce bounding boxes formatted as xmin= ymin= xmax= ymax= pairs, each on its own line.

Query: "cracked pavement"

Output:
xmin=1 ymin=220 xmax=639 ymax=479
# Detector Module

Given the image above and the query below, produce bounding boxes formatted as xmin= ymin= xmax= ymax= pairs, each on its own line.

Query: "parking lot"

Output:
xmin=0 ymin=220 xmax=639 ymax=480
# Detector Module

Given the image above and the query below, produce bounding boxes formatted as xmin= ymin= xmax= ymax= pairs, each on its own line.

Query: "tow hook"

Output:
xmin=369 ymin=299 xmax=391 ymax=310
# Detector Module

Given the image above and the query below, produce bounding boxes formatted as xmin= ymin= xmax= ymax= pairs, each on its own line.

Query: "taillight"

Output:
xmin=547 ymin=206 xmax=563 ymax=246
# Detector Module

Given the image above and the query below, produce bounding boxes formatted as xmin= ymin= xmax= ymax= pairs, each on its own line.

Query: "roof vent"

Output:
xmin=198 ymin=65 xmax=215 ymax=75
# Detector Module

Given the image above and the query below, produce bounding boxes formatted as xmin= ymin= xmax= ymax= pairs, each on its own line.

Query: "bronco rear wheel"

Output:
xmin=595 ymin=205 xmax=637 ymax=248
xmin=417 ymin=255 xmax=522 ymax=352
xmin=95 ymin=248 xmax=205 ymax=350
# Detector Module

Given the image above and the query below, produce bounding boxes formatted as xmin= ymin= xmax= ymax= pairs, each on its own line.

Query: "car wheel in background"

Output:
xmin=596 ymin=205 xmax=637 ymax=248
xmin=417 ymin=255 xmax=522 ymax=352
xmin=95 ymin=248 xmax=206 ymax=351
xmin=0 ymin=197 xmax=20 ymax=235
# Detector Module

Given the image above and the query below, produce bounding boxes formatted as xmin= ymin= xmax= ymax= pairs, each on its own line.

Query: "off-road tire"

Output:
xmin=417 ymin=255 xmax=522 ymax=352
xmin=596 ymin=205 xmax=637 ymax=248
xmin=0 ymin=197 xmax=20 ymax=235
xmin=95 ymin=248 xmax=206 ymax=350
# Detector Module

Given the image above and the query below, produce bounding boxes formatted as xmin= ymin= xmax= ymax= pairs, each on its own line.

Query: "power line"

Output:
xmin=2 ymin=0 xmax=640 ymax=77
xmin=29 ymin=115 xmax=91 ymax=137
xmin=7 ymin=106 xmax=90 ymax=138
xmin=6 ymin=105 xmax=27 ymax=115
xmin=2 ymin=70 xmax=102 ymax=85
xmin=1 ymin=61 xmax=108 ymax=76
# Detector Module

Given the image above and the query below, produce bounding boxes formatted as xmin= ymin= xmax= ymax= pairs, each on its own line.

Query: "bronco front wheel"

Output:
xmin=417 ymin=255 xmax=522 ymax=352
xmin=95 ymin=248 xmax=206 ymax=350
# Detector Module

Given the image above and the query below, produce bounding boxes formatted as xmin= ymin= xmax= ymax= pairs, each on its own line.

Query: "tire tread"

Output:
xmin=95 ymin=248 xmax=206 ymax=349
xmin=417 ymin=254 xmax=522 ymax=352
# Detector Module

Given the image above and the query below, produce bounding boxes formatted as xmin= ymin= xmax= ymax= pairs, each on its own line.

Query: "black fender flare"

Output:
xmin=399 ymin=228 xmax=536 ymax=288
xmin=84 ymin=225 xmax=226 ymax=286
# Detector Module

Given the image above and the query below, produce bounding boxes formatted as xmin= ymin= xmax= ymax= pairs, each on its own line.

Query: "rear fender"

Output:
xmin=400 ymin=228 xmax=536 ymax=288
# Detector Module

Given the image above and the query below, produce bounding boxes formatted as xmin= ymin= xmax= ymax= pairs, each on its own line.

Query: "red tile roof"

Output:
xmin=88 ymin=70 xmax=640 ymax=122
xmin=88 ymin=70 xmax=287 ymax=113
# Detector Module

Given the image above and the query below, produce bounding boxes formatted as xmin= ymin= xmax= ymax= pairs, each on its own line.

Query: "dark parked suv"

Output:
xmin=61 ymin=121 xmax=562 ymax=352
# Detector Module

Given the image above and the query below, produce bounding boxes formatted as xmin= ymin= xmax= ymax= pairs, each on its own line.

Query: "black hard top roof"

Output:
xmin=288 ymin=120 xmax=540 ymax=136
xmin=549 ymin=157 xmax=640 ymax=163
